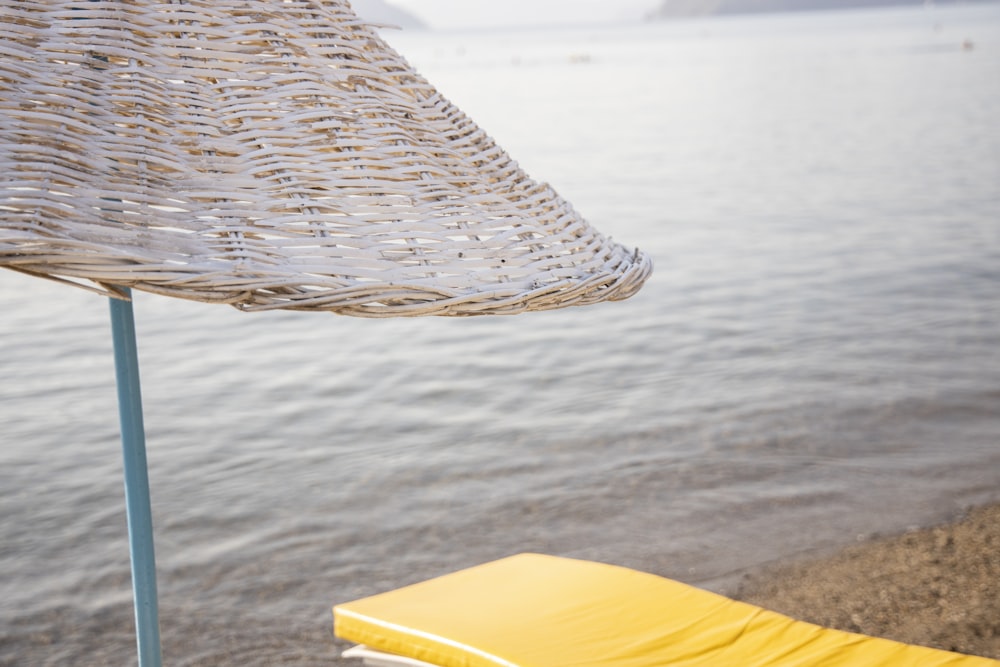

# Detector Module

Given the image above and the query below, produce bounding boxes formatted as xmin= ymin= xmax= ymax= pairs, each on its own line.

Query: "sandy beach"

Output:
xmin=734 ymin=503 xmax=1000 ymax=661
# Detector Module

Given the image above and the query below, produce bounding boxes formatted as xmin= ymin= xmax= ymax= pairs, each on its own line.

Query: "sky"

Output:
xmin=384 ymin=0 xmax=661 ymax=30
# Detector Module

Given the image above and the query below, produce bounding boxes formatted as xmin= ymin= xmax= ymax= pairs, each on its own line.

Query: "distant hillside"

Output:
xmin=651 ymin=0 xmax=992 ymax=18
xmin=349 ymin=0 xmax=426 ymax=29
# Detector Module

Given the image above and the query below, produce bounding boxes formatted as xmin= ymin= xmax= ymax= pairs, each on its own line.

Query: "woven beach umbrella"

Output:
xmin=0 ymin=1 xmax=651 ymax=664
xmin=0 ymin=0 xmax=650 ymax=314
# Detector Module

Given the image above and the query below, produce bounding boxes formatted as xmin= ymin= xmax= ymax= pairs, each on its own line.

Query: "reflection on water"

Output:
xmin=2 ymin=4 xmax=999 ymax=665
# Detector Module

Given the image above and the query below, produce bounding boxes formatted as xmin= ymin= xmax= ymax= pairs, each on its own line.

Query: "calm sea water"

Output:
xmin=2 ymin=4 xmax=999 ymax=665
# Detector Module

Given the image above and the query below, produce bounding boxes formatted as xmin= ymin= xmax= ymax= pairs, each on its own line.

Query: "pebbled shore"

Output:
xmin=734 ymin=504 xmax=1000 ymax=661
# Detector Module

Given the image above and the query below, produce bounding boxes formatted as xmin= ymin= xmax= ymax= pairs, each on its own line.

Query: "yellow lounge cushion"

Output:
xmin=334 ymin=553 xmax=998 ymax=667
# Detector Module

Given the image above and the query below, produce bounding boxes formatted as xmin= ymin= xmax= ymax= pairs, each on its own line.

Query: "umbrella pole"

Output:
xmin=109 ymin=289 xmax=163 ymax=667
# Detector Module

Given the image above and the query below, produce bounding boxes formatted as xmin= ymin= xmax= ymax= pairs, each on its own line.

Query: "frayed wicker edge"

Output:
xmin=2 ymin=247 xmax=651 ymax=317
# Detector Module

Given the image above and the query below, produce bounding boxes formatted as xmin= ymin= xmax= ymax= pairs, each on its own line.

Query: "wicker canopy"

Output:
xmin=0 ymin=0 xmax=651 ymax=316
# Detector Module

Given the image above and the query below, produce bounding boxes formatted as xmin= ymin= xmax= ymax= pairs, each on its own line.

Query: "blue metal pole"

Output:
xmin=109 ymin=289 xmax=163 ymax=667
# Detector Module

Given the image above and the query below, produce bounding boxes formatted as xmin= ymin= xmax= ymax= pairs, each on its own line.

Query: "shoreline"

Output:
xmin=732 ymin=503 xmax=1000 ymax=660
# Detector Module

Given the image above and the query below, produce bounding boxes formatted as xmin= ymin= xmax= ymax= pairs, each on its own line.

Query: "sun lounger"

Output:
xmin=334 ymin=553 xmax=998 ymax=667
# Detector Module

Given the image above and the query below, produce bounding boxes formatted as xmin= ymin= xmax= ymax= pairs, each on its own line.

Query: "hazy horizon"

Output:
xmin=378 ymin=0 xmax=999 ymax=30
xmin=382 ymin=0 xmax=659 ymax=30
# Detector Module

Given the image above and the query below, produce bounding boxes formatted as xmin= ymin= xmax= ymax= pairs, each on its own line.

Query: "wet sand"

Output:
xmin=734 ymin=503 xmax=1000 ymax=661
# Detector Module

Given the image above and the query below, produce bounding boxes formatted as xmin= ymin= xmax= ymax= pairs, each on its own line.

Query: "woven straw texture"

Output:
xmin=0 ymin=0 xmax=651 ymax=316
